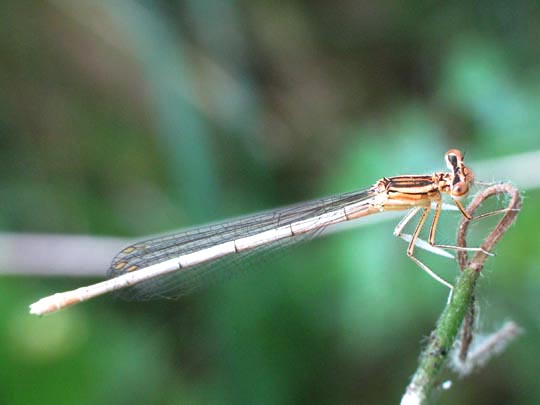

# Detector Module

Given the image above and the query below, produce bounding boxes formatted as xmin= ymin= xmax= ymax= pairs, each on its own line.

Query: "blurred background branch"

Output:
xmin=0 ymin=233 xmax=127 ymax=276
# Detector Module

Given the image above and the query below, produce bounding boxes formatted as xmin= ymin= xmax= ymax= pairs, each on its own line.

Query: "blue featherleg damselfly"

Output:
xmin=29 ymin=149 xmax=490 ymax=315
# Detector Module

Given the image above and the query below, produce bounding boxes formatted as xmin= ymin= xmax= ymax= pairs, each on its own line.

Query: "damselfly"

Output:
xmin=30 ymin=149 xmax=489 ymax=315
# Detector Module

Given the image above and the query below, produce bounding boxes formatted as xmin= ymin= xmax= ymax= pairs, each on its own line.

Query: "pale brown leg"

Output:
xmin=428 ymin=200 xmax=493 ymax=256
xmin=394 ymin=207 xmax=454 ymax=293
xmin=396 ymin=202 xmax=487 ymax=258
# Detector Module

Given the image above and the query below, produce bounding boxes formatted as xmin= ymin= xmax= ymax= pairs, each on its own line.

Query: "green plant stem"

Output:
xmin=402 ymin=267 xmax=478 ymax=404
xmin=401 ymin=183 xmax=521 ymax=405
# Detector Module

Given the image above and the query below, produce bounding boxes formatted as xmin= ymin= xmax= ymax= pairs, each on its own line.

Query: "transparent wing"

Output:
xmin=108 ymin=187 xmax=375 ymax=300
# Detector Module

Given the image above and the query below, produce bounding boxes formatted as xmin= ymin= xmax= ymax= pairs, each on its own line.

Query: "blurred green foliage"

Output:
xmin=1 ymin=1 xmax=539 ymax=404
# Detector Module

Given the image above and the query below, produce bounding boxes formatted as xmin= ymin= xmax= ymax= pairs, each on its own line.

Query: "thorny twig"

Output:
xmin=458 ymin=293 xmax=475 ymax=362
xmin=457 ymin=183 xmax=523 ymax=271
xmin=401 ymin=184 xmax=522 ymax=405
xmin=453 ymin=320 xmax=522 ymax=376
xmin=454 ymin=184 xmax=523 ymax=372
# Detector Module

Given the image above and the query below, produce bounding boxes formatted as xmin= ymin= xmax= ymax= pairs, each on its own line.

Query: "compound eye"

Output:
xmin=451 ymin=181 xmax=469 ymax=199
xmin=445 ymin=149 xmax=464 ymax=170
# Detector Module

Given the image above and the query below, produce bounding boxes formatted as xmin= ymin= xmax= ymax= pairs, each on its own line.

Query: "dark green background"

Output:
xmin=1 ymin=1 xmax=539 ymax=404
